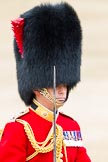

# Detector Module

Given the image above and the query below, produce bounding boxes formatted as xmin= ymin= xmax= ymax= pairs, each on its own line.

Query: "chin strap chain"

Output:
xmin=39 ymin=88 xmax=64 ymax=107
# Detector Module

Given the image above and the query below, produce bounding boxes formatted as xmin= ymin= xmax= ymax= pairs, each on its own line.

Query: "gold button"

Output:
xmin=42 ymin=111 xmax=48 ymax=117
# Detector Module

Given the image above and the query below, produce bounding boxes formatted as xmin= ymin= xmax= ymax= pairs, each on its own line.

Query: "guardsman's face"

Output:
xmin=47 ymin=84 xmax=67 ymax=104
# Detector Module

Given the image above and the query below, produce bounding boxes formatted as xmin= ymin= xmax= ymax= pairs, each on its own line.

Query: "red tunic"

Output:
xmin=0 ymin=107 xmax=91 ymax=162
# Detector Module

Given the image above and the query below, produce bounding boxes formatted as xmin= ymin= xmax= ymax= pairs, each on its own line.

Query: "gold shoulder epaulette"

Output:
xmin=10 ymin=108 xmax=29 ymax=121
xmin=0 ymin=109 xmax=29 ymax=140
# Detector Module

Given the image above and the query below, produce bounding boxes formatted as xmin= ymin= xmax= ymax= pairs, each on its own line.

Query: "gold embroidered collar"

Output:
xmin=31 ymin=98 xmax=58 ymax=122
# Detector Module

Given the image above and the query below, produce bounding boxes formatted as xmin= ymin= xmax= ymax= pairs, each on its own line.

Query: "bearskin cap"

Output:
xmin=12 ymin=2 xmax=82 ymax=105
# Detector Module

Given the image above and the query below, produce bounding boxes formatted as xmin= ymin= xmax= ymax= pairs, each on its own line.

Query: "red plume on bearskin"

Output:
xmin=11 ymin=18 xmax=24 ymax=58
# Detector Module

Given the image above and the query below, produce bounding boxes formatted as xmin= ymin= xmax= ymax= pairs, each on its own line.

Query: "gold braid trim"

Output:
xmin=0 ymin=129 xmax=3 ymax=140
xmin=63 ymin=143 xmax=68 ymax=162
xmin=16 ymin=119 xmax=66 ymax=162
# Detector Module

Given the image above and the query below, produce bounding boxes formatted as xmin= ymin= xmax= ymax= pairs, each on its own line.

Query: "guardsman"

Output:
xmin=0 ymin=2 xmax=91 ymax=162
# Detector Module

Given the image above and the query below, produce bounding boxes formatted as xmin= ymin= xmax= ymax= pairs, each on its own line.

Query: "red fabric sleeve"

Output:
xmin=75 ymin=146 xmax=91 ymax=162
xmin=0 ymin=122 xmax=27 ymax=162
xmin=72 ymin=120 xmax=91 ymax=162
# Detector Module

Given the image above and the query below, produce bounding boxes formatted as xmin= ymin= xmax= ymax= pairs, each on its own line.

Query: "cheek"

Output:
xmin=47 ymin=89 xmax=54 ymax=97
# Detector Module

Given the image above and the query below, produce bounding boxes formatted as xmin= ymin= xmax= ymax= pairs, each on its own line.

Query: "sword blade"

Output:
xmin=53 ymin=65 xmax=56 ymax=162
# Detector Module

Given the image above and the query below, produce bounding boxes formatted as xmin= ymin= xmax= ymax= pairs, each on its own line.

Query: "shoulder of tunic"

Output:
xmin=10 ymin=108 xmax=30 ymax=122
xmin=59 ymin=111 xmax=81 ymax=129
xmin=59 ymin=111 xmax=75 ymax=120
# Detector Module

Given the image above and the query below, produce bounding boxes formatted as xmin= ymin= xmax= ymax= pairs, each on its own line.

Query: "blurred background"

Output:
xmin=0 ymin=0 xmax=108 ymax=161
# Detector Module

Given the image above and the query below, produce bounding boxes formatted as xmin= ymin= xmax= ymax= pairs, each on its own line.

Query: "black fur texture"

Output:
xmin=13 ymin=2 xmax=82 ymax=105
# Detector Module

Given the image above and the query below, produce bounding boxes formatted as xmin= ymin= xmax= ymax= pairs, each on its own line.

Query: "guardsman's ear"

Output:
xmin=33 ymin=90 xmax=40 ymax=97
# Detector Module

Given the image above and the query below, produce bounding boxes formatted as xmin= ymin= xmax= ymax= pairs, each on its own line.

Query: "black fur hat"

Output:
xmin=12 ymin=2 xmax=82 ymax=105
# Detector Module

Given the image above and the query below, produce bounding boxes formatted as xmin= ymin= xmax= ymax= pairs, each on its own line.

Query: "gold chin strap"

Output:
xmin=39 ymin=88 xmax=64 ymax=107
